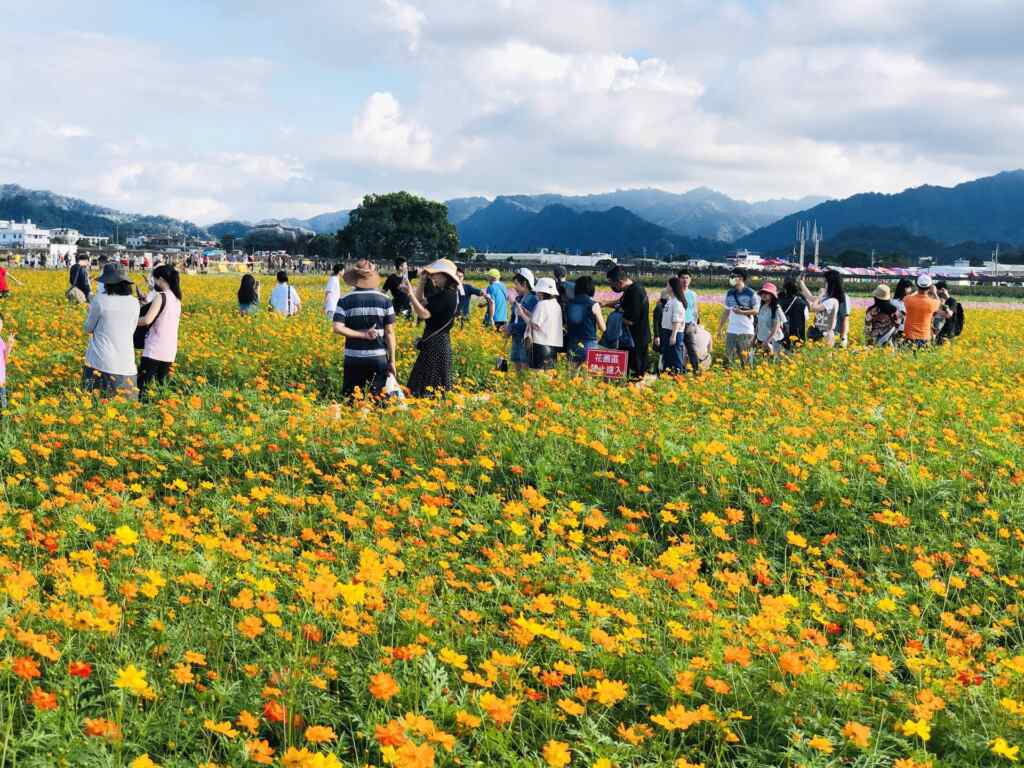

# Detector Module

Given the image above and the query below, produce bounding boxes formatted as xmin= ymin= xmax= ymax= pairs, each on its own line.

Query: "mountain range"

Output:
xmin=456 ymin=198 xmax=725 ymax=257
xmin=450 ymin=188 xmax=828 ymax=241
xmin=0 ymin=184 xmax=208 ymax=238
xmin=4 ymin=170 xmax=1024 ymax=263
xmin=736 ymin=170 xmax=1024 ymax=251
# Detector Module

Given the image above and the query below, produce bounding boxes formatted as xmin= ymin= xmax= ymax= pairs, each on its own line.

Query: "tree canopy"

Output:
xmin=337 ymin=192 xmax=458 ymax=262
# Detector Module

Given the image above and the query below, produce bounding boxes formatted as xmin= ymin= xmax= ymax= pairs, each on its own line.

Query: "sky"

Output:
xmin=1 ymin=0 xmax=1022 ymax=224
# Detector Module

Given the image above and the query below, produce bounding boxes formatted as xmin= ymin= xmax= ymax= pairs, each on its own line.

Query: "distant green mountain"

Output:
xmin=456 ymin=197 xmax=728 ymax=257
xmin=452 ymin=189 xmax=826 ymax=241
xmin=737 ymin=170 xmax=1024 ymax=252
xmin=806 ymin=225 xmax=1017 ymax=267
xmin=0 ymin=184 xmax=207 ymax=238
xmin=207 ymin=221 xmax=252 ymax=240
xmin=445 ymin=197 xmax=490 ymax=224
xmin=207 ymin=210 xmax=349 ymax=238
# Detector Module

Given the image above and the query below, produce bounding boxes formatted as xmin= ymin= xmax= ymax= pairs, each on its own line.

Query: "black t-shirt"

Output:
xmin=383 ymin=274 xmax=412 ymax=314
xmin=422 ymin=288 xmax=458 ymax=337
xmin=779 ymin=292 xmax=808 ymax=340
xmin=620 ymin=282 xmax=650 ymax=344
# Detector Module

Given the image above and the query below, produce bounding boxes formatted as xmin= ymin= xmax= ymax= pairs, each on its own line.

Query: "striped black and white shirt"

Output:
xmin=333 ymin=289 xmax=395 ymax=359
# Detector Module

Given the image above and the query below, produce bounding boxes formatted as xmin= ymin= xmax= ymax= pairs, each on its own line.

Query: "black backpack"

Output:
xmin=952 ymin=301 xmax=965 ymax=337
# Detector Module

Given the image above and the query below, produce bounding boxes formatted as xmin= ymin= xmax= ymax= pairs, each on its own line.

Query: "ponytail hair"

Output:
xmin=668 ymin=277 xmax=688 ymax=308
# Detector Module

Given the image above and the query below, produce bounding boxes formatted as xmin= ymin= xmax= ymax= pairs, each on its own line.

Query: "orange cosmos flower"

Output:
xmin=84 ymin=717 xmax=123 ymax=741
xmin=12 ymin=656 xmax=41 ymax=680
xmin=778 ymin=651 xmax=806 ymax=676
xmin=842 ymin=721 xmax=871 ymax=749
xmin=542 ymin=739 xmax=571 ymax=767
xmin=28 ymin=686 xmax=58 ymax=710
xmin=245 ymin=739 xmax=275 ymax=765
xmin=368 ymin=672 xmax=400 ymax=701
xmin=304 ymin=725 xmax=336 ymax=743
xmin=68 ymin=661 xmax=92 ymax=679
xmin=237 ymin=615 xmax=265 ymax=639
xmin=262 ymin=700 xmax=286 ymax=724
xmin=594 ymin=679 xmax=628 ymax=706
xmin=394 ymin=742 xmax=435 ymax=768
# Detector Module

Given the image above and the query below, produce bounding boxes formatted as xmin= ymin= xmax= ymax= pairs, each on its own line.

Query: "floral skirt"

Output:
xmin=407 ymin=332 xmax=452 ymax=397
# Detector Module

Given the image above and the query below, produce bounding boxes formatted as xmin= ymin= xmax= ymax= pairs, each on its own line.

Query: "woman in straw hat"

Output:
xmin=865 ymin=283 xmax=899 ymax=347
xmin=332 ymin=260 xmax=397 ymax=400
xmin=404 ymin=258 xmax=460 ymax=397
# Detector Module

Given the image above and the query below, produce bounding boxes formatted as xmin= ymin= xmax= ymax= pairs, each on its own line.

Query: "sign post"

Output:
xmin=586 ymin=348 xmax=629 ymax=379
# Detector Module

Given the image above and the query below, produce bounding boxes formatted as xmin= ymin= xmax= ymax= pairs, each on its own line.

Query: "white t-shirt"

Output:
xmin=661 ymin=297 xmax=686 ymax=332
xmin=84 ymin=293 xmax=140 ymax=375
xmin=530 ymin=298 xmax=564 ymax=347
xmin=324 ymin=275 xmax=341 ymax=314
xmin=270 ymin=283 xmax=301 ymax=316
xmin=892 ymin=298 xmax=906 ymax=331
xmin=814 ymin=297 xmax=839 ymax=333
xmin=726 ymin=291 xmax=760 ymax=335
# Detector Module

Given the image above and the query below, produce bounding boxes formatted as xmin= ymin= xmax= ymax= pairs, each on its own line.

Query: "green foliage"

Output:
xmin=338 ymin=191 xmax=458 ymax=262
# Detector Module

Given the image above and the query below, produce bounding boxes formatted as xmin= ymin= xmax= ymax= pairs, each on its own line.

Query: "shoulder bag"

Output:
xmin=134 ymin=291 xmax=166 ymax=350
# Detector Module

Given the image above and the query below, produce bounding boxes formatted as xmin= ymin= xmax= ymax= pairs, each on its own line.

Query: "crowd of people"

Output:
xmin=0 ymin=255 xmax=967 ymax=410
xmin=315 ymin=259 xmax=966 ymax=400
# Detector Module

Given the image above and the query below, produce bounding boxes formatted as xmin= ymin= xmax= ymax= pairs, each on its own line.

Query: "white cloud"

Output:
xmin=381 ymin=0 xmax=427 ymax=53
xmin=345 ymin=92 xmax=440 ymax=171
xmin=4 ymin=0 xmax=1024 ymax=221
xmin=38 ymin=122 xmax=92 ymax=139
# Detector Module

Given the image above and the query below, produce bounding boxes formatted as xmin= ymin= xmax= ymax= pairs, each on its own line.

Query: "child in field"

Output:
xmin=0 ymin=263 xmax=21 ymax=298
xmin=0 ymin=313 xmax=13 ymax=411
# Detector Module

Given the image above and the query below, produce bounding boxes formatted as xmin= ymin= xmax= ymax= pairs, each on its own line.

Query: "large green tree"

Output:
xmin=306 ymin=233 xmax=338 ymax=260
xmin=337 ymin=192 xmax=458 ymax=262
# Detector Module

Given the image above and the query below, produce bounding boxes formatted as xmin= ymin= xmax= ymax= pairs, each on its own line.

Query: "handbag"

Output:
xmin=384 ymin=373 xmax=405 ymax=400
xmin=134 ymin=291 xmax=166 ymax=350
xmin=415 ymin=302 xmax=457 ymax=351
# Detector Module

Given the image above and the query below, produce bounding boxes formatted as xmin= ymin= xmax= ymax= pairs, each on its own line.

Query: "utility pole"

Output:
xmin=812 ymin=223 xmax=822 ymax=270
xmin=797 ymin=222 xmax=806 ymax=270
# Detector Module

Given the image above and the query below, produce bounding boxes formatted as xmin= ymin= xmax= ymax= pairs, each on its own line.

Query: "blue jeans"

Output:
xmin=0 ymin=386 xmax=6 ymax=410
xmin=660 ymin=328 xmax=685 ymax=372
xmin=82 ymin=366 xmax=138 ymax=400
xmin=510 ymin=335 xmax=528 ymax=365
xmin=567 ymin=339 xmax=597 ymax=364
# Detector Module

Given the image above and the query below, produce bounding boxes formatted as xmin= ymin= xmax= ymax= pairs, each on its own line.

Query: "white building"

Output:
xmin=126 ymin=235 xmax=147 ymax=248
xmin=50 ymin=227 xmax=81 ymax=244
xmin=0 ymin=220 xmax=50 ymax=249
xmin=480 ymin=252 xmax=615 ymax=268
xmin=729 ymin=249 xmax=763 ymax=267
xmin=79 ymin=235 xmax=110 ymax=247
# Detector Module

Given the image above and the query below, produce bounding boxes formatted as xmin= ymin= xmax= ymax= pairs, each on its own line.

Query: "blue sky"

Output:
xmin=1 ymin=0 xmax=1020 ymax=224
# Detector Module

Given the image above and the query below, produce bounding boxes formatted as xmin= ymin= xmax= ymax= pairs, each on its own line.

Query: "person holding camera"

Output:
xmin=332 ymin=260 xmax=397 ymax=400
xmin=404 ymin=259 xmax=460 ymax=397
xmin=383 ymin=258 xmax=414 ymax=318
xmin=902 ymin=274 xmax=943 ymax=349
xmin=719 ymin=268 xmax=759 ymax=368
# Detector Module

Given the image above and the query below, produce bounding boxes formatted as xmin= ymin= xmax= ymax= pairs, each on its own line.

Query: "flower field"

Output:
xmin=3 ymin=269 xmax=1024 ymax=768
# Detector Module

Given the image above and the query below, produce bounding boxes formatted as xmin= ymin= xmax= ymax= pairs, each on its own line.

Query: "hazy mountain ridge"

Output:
xmin=447 ymin=188 xmax=828 ymax=240
xmin=0 ymin=184 xmax=207 ymax=237
xmin=457 ymin=198 xmax=728 ymax=257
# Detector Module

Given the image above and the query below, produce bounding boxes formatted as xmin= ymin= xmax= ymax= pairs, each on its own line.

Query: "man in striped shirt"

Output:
xmin=332 ymin=260 xmax=397 ymax=399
